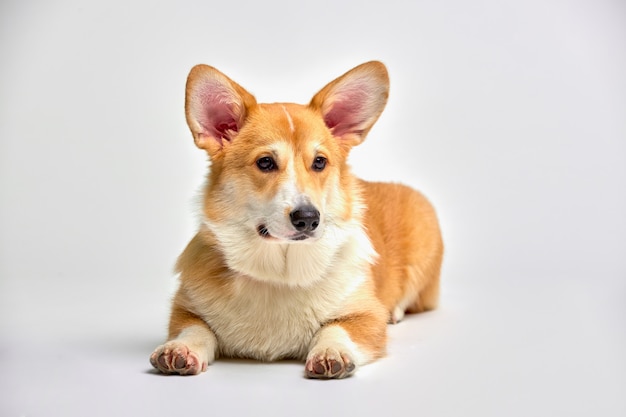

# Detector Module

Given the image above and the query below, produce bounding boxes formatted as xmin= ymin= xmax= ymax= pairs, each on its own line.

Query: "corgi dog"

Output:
xmin=150 ymin=61 xmax=443 ymax=379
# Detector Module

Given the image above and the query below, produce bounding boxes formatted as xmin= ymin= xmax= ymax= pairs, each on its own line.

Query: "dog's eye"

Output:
xmin=256 ymin=156 xmax=277 ymax=172
xmin=312 ymin=156 xmax=327 ymax=172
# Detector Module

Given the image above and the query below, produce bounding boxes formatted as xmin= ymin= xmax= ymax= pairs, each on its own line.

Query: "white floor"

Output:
xmin=2 ymin=274 xmax=624 ymax=416
xmin=1 ymin=1 xmax=625 ymax=416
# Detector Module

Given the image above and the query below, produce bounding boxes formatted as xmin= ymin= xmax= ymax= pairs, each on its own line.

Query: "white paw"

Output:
xmin=150 ymin=341 xmax=207 ymax=375
xmin=305 ymin=325 xmax=368 ymax=379
xmin=391 ymin=305 xmax=406 ymax=324
xmin=305 ymin=346 xmax=356 ymax=379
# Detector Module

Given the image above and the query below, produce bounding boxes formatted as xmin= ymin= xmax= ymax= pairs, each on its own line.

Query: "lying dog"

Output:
xmin=150 ymin=61 xmax=443 ymax=379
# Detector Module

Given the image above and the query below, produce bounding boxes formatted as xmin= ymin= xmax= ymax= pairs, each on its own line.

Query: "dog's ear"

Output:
xmin=185 ymin=65 xmax=257 ymax=155
xmin=309 ymin=61 xmax=389 ymax=147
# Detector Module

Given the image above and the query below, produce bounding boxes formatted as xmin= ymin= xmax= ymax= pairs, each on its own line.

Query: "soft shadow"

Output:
xmin=144 ymin=357 xmax=305 ymax=377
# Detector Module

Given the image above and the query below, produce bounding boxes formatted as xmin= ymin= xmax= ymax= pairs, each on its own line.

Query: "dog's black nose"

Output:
xmin=290 ymin=205 xmax=320 ymax=232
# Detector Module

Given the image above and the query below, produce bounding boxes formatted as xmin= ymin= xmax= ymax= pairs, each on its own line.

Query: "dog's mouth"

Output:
xmin=257 ymin=224 xmax=311 ymax=242
xmin=257 ymin=225 xmax=272 ymax=239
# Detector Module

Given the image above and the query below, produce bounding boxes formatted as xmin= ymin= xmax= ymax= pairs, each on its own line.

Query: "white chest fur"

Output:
xmin=187 ymin=225 xmax=376 ymax=361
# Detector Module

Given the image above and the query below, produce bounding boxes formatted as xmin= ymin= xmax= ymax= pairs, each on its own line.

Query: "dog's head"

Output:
xmin=184 ymin=61 xmax=388 ymax=259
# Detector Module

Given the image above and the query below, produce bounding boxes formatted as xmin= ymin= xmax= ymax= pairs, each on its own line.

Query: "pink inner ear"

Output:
xmin=324 ymin=99 xmax=366 ymax=137
xmin=202 ymin=102 xmax=238 ymax=143
xmin=191 ymin=80 xmax=241 ymax=144
xmin=217 ymin=121 xmax=238 ymax=134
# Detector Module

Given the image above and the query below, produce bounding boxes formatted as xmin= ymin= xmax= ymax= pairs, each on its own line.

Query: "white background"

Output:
xmin=1 ymin=0 xmax=625 ymax=416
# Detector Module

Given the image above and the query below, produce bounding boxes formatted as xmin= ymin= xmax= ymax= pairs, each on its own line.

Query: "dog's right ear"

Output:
xmin=185 ymin=65 xmax=257 ymax=156
xmin=309 ymin=61 xmax=389 ymax=148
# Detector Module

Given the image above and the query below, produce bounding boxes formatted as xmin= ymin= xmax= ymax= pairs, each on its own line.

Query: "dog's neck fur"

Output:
xmin=202 ymin=211 xmax=376 ymax=289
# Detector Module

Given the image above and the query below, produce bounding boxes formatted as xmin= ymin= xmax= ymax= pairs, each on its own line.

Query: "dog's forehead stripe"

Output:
xmin=281 ymin=105 xmax=295 ymax=133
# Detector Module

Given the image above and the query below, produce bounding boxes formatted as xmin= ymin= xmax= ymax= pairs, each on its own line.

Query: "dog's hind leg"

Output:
xmin=390 ymin=258 xmax=442 ymax=323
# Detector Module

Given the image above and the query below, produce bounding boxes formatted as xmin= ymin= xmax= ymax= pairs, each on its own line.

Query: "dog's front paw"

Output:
xmin=150 ymin=342 xmax=207 ymax=376
xmin=305 ymin=347 xmax=356 ymax=379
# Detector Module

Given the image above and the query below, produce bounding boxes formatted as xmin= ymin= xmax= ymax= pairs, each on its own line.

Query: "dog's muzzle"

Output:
xmin=257 ymin=205 xmax=320 ymax=241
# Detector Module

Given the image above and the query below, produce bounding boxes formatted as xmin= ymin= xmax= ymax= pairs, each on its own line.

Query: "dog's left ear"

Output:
xmin=309 ymin=61 xmax=389 ymax=147
xmin=185 ymin=65 xmax=257 ymax=157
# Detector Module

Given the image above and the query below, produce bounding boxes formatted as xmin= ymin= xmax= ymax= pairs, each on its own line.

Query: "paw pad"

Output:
xmin=150 ymin=342 xmax=206 ymax=375
xmin=305 ymin=349 xmax=356 ymax=379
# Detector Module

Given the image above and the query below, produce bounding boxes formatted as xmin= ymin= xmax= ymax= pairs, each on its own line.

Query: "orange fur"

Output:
xmin=150 ymin=61 xmax=443 ymax=379
xmin=362 ymin=181 xmax=443 ymax=320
